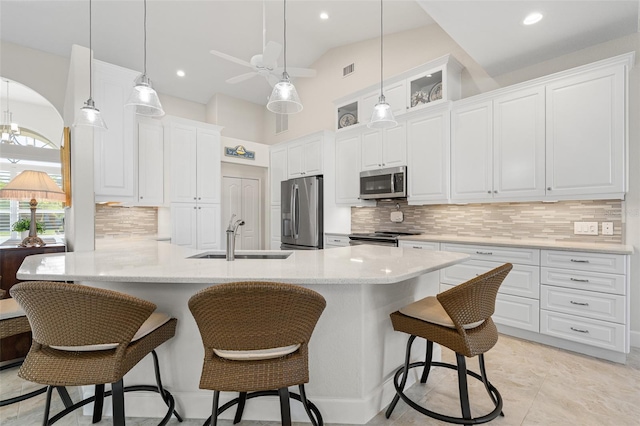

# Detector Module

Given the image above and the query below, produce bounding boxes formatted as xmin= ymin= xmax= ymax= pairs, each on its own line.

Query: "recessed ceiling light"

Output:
xmin=523 ymin=12 xmax=543 ymax=25
xmin=320 ymin=12 xmax=329 ymax=20
xmin=176 ymin=70 xmax=186 ymax=77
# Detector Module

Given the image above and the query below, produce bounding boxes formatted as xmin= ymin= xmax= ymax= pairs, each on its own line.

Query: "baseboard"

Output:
xmin=631 ymin=330 xmax=640 ymax=348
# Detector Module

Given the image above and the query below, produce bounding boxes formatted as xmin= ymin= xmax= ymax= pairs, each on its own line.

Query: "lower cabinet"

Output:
xmin=270 ymin=205 xmax=281 ymax=250
xmin=171 ymin=203 xmax=220 ymax=249
xmin=324 ymin=233 xmax=350 ymax=248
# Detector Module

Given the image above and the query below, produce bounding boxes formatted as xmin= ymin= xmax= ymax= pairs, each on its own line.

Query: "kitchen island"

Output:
xmin=17 ymin=241 xmax=469 ymax=424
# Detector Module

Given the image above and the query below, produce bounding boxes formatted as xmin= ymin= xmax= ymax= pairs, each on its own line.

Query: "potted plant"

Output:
xmin=12 ymin=218 xmax=44 ymax=239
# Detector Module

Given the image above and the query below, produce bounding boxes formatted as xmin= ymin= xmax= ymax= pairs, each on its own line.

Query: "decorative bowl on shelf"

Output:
xmin=410 ymin=90 xmax=429 ymax=107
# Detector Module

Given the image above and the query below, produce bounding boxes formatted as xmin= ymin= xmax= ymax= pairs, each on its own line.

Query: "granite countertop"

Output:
xmin=16 ymin=240 xmax=470 ymax=285
xmin=397 ymin=234 xmax=634 ymax=254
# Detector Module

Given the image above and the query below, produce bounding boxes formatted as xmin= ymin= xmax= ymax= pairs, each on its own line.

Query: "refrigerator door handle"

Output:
xmin=293 ymin=184 xmax=299 ymax=239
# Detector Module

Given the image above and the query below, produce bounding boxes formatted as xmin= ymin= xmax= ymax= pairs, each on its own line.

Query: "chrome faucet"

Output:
xmin=226 ymin=214 xmax=245 ymax=261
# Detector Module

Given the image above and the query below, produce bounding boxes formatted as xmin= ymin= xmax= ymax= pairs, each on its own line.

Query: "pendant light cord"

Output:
xmin=283 ymin=0 xmax=287 ymax=75
xmin=143 ymin=0 xmax=147 ymax=75
xmin=380 ymin=0 xmax=383 ymax=96
xmin=89 ymin=0 xmax=93 ymax=99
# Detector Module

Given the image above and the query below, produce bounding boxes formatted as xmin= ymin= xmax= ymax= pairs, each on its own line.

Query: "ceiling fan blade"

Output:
xmin=262 ymin=41 xmax=282 ymax=66
xmin=226 ymin=72 xmax=259 ymax=84
xmin=209 ymin=49 xmax=253 ymax=68
xmin=267 ymin=73 xmax=280 ymax=88
xmin=276 ymin=67 xmax=317 ymax=78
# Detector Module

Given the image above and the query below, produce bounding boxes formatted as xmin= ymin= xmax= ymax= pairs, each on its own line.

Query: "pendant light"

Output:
xmin=267 ymin=0 xmax=303 ymax=114
xmin=126 ymin=0 xmax=164 ymax=117
xmin=1 ymin=80 xmax=21 ymax=143
xmin=368 ymin=0 xmax=397 ymax=129
xmin=74 ymin=0 xmax=107 ymax=130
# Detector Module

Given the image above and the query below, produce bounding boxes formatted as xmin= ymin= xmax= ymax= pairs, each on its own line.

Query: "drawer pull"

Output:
xmin=412 ymin=246 xmax=422 ymax=249
xmin=570 ymin=259 xmax=590 ymax=263
xmin=333 ymin=239 xmax=341 ymax=242
xmin=570 ymin=278 xmax=590 ymax=283
xmin=476 ymin=251 xmax=493 ymax=255
xmin=570 ymin=327 xmax=589 ymax=334
xmin=570 ymin=300 xmax=589 ymax=306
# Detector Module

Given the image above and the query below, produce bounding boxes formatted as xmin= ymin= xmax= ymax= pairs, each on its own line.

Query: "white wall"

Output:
xmin=0 ymin=98 xmax=64 ymax=147
xmin=158 ymin=93 xmax=206 ymax=122
xmin=206 ymin=93 xmax=265 ymax=141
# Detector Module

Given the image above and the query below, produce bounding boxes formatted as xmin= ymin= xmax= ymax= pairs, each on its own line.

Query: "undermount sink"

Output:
xmin=189 ymin=252 xmax=292 ymax=260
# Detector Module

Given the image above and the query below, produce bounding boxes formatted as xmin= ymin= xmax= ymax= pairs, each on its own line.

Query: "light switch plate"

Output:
xmin=602 ymin=222 xmax=614 ymax=235
xmin=574 ymin=221 xmax=598 ymax=235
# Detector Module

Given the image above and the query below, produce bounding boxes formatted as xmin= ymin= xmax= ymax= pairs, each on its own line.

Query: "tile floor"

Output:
xmin=1 ymin=334 xmax=639 ymax=426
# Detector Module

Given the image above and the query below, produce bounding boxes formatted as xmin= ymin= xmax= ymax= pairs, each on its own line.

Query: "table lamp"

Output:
xmin=0 ymin=170 xmax=66 ymax=247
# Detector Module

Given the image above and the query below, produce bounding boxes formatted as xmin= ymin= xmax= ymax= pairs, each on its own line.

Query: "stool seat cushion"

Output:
xmin=50 ymin=312 xmax=171 ymax=352
xmin=214 ymin=344 xmax=301 ymax=361
xmin=400 ymin=297 xmax=484 ymax=330
xmin=0 ymin=298 xmax=26 ymax=320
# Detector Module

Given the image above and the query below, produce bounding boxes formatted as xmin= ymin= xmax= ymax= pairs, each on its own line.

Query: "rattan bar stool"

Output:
xmin=385 ymin=263 xmax=513 ymax=425
xmin=10 ymin=281 xmax=183 ymax=426
xmin=188 ymin=281 xmax=326 ymax=426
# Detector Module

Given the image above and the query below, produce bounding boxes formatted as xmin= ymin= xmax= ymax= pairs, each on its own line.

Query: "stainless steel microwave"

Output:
xmin=359 ymin=166 xmax=407 ymax=200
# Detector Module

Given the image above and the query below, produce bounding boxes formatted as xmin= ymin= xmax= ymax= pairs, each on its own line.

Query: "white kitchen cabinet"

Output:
xmin=269 ymin=145 xmax=288 ymax=206
xmin=287 ymin=134 xmax=323 ymax=178
xmin=270 ymin=205 xmax=281 ymax=250
xmin=398 ymin=240 xmax=439 ymax=251
xmin=545 ymin=65 xmax=626 ymax=199
xmin=324 ymin=233 xmax=350 ymax=248
xmin=93 ymin=60 xmax=138 ymax=202
xmin=137 ymin=119 xmax=164 ymax=206
xmin=361 ymin=121 xmax=406 ymax=171
xmin=406 ymin=106 xmax=450 ymax=204
xmin=359 ymin=81 xmax=406 ymax=125
xmin=335 ymin=131 xmax=361 ymax=205
xmin=170 ymin=203 xmax=220 ymax=250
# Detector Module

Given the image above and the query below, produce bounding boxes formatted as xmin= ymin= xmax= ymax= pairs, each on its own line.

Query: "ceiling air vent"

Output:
xmin=275 ymin=113 xmax=288 ymax=134
xmin=343 ymin=63 xmax=355 ymax=77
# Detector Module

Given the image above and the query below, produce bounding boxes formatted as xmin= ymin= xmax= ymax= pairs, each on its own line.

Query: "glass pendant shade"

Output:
xmin=126 ymin=74 xmax=164 ymax=117
xmin=368 ymin=95 xmax=397 ymax=129
xmin=267 ymin=73 xmax=303 ymax=114
xmin=75 ymin=98 xmax=107 ymax=130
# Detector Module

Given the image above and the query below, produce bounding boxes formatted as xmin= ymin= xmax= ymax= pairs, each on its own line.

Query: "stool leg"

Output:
xmin=150 ymin=350 xmax=183 ymax=422
xmin=420 ymin=340 xmax=434 ymax=384
xmin=385 ymin=335 xmax=417 ymax=419
xmin=56 ymin=386 xmax=73 ymax=408
xmin=299 ymin=384 xmax=322 ymax=426
xmin=478 ymin=354 xmax=504 ymax=417
xmin=92 ymin=384 xmax=105 ymax=423
xmin=211 ymin=390 xmax=220 ymax=426
xmin=42 ymin=386 xmax=54 ymax=426
xmin=112 ymin=379 xmax=125 ymax=426
xmin=455 ymin=353 xmax=471 ymax=421
xmin=278 ymin=387 xmax=292 ymax=426
xmin=233 ymin=392 xmax=247 ymax=424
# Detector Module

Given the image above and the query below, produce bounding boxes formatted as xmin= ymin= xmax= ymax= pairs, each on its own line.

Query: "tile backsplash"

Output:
xmin=351 ymin=200 xmax=624 ymax=243
xmin=95 ymin=204 xmax=158 ymax=238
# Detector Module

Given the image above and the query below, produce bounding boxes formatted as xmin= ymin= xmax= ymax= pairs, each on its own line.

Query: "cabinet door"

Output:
xmin=170 ymin=123 xmax=198 ymax=203
xmin=545 ymin=66 xmax=625 ymax=198
xmin=270 ymin=146 xmax=288 ymax=205
xmin=303 ymin=135 xmax=323 ymax=175
xmin=407 ymin=110 xmax=449 ymax=203
xmin=138 ymin=120 xmax=164 ymax=206
xmin=385 ymin=80 xmax=407 ymax=117
xmin=197 ymin=203 xmax=220 ymax=249
xmin=287 ymin=141 xmax=304 ymax=178
xmin=493 ymin=87 xmax=545 ymax=199
xmin=382 ymin=121 xmax=407 ymax=168
xmin=196 ymin=128 xmax=221 ymax=204
xmin=171 ymin=203 xmax=197 ymax=248
xmin=270 ymin=205 xmax=281 ymax=248
xmin=93 ymin=61 xmax=138 ymax=201
xmin=361 ymin=128 xmax=383 ymax=170
xmin=335 ymin=133 xmax=362 ymax=204
xmin=450 ymin=100 xmax=493 ymax=201
xmin=359 ymin=90 xmax=380 ymax=125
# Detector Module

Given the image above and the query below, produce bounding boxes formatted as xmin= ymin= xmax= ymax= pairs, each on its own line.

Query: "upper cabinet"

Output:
xmin=287 ymin=134 xmax=323 ymax=178
xmin=361 ymin=122 xmax=407 ymax=171
xmin=137 ymin=118 xmax=164 ymax=206
xmin=545 ymin=65 xmax=626 ymax=199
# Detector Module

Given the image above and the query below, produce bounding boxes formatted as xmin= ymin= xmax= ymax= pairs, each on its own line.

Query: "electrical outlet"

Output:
xmin=574 ymin=221 xmax=598 ymax=235
xmin=602 ymin=222 xmax=614 ymax=235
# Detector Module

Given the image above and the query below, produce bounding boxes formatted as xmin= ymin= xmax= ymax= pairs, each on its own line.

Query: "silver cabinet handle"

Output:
xmin=547 ymin=187 xmax=552 ymax=190
xmin=570 ymin=300 xmax=589 ymax=306
xmin=193 ymin=197 xmax=197 ymax=200
xmin=570 ymin=278 xmax=589 ymax=282
xmin=570 ymin=259 xmax=590 ymax=263
xmin=333 ymin=239 xmax=341 ymax=243
xmin=412 ymin=246 xmax=422 ymax=249
xmin=570 ymin=327 xmax=589 ymax=333
xmin=476 ymin=251 xmax=493 ymax=255
xmin=493 ymin=190 xmax=497 ymax=193
xmin=487 ymin=191 xmax=491 ymax=194
xmin=140 ymin=196 xmax=143 ymax=199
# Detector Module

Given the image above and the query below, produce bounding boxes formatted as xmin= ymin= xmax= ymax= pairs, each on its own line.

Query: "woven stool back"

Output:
xmin=10 ymin=281 xmax=155 ymax=348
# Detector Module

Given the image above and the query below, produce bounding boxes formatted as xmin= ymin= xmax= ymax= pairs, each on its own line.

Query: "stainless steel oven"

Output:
xmin=359 ymin=166 xmax=406 ymax=200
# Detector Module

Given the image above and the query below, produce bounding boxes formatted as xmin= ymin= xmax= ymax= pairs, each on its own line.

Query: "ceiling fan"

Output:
xmin=209 ymin=1 xmax=316 ymax=87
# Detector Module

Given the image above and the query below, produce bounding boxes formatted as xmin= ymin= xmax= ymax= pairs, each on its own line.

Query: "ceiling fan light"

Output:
xmin=267 ymin=74 xmax=303 ymax=114
xmin=75 ymin=98 xmax=108 ymax=130
xmin=368 ymin=95 xmax=397 ymax=129
xmin=126 ymin=74 xmax=165 ymax=117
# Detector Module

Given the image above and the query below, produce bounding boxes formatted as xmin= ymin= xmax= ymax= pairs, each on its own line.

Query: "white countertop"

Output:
xmin=16 ymin=240 xmax=470 ymax=285
xmin=397 ymin=235 xmax=634 ymax=254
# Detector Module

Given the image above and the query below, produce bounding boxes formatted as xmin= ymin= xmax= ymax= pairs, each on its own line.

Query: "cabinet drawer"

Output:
xmin=440 ymin=260 xmax=539 ymax=299
xmin=441 ymin=243 xmax=539 ymax=265
xmin=541 ymin=267 xmax=625 ymax=295
xmin=399 ymin=241 xmax=440 ymax=251
xmin=324 ymin=234 xmax=350 ymax=248
xmin=540 ymin=285 xmax=625 ymax=323
xmin=440 ymin=284 xmax=539 ymax=332
xmin=541 ymin=250 xmax=626 ymax=274
xmin=540 ymin=310 xmax=625 ymax=352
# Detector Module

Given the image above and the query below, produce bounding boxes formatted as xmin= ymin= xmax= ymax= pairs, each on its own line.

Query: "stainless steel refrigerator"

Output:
xmin=281 ymin=175 xmax=323 ymax=250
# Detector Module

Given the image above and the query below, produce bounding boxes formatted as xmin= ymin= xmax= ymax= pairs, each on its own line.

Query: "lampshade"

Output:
xmin=126 ymin=74 xmax=164 ymax=117
xmin=368 ymin=95 xmax=397 ymax=129
xmin=0 ymin=170 xmax=66 ymax=202
xmin=75 ymin=98 xmax=108 ymax=130
xmin=267 ymin=73 xmax=303 ymax=114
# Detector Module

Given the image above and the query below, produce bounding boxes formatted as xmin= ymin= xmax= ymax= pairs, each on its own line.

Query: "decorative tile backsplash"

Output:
xmin=351 ymin=200 xmax=624 ymax=243
xmin=95 ymin=205 xmax=158 ymax=238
